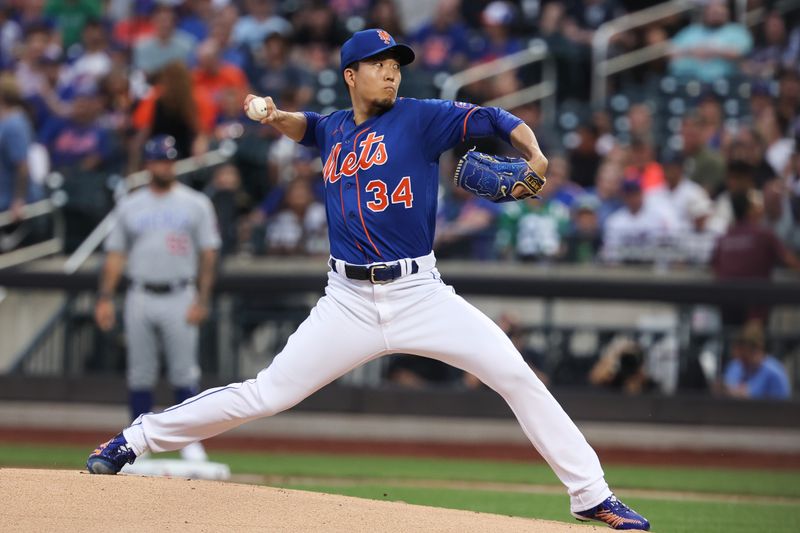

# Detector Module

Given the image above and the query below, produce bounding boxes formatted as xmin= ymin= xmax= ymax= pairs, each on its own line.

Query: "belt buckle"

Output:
xmin=369 ymin=264 xmax=391 ymax=284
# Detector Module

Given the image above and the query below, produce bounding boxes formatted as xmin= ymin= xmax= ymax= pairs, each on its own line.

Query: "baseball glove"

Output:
xmin=453 ymin=149 xmax=546 ymax=203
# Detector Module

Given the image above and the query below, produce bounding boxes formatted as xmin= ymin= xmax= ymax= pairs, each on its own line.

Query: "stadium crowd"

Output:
xmin=0 ymin=0 xmax=798 ymax=271
xmin=0 ymin=0 xmax=796 ymax=397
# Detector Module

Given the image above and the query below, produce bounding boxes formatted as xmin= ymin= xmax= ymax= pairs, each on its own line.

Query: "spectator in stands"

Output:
xmin=38 ymin=84 xmax=110 ymax=172
xmin=650 ymin=151 xmax=715 ymax=263
xmin=589 ymin=337 xmax=656 ymax=395
xmin=130 ymin=61 xmax=216 ymax=170
xmin=204 ymin=163 xmax=248 ymax=256
xmin=232 ymin=0 xmax=291 ymax=53
xmin=177 ymin=0 xmax=214 ymax=42
xmin=213 ymin=86 xmax=251 ymax=142
xmin=563 ymin=194 xmax=603 ymax=264
xmin=208 ymin=3 xmax=247 ymax=68
xmin=681 ymin=111 xmax=726 ymax=196
xmin=133 ymin=4 xmax=196 ymax=76
xmin=711 ymin=191 xmax=800 ymax=326
xmin=0 ymin=8 xmax=23 ymax=69
xmin=496 ymin=157 xmax=583 ymax=261
xmin=624 ymin=136 xmax=664 ymax=191
xmin=436 ymin=157 xmax=502 ymax=261
xmin=756 ymin=104 xmax=794 ymax=178
xmin=45 ymin=0 xmax=102 ymax=49
xmin=743 ymin=9 xmax=792 ymax=79
xmin=569 ymin=125 xmax=602 ymax=189
xmin=23 ymin=50 xmax=73 ymax=130
xmin=712 ymin=190 xmax=800 ymax=281
xmin=97 ymin=65 xmax=132 ymax=141
xmin=14 ymin=23 xmax=59 ymax=100
xmin=193 ymin=38 xmax=249 ymax=104
xmin=588 ymin=163 xmax=621 ymax=229
xmin=707 ymin=160 xmax=758 ymax=234
xmin=545 ymin=155 xmax=584 ymax=208
xmin=250 ymin=145 xmax=323 ymax=243
xmin=785 ymin=23 xmax=800 ymax=71
xmin=626 ymin=103 xmax=655 ymax=147
xmin=64 ymin=18 xmax=111 ymax=90
xmin=776 ymin=68 xmax=800 ymax=138
xmin=564 ymin=0 xmax=628 ymax=48
xmin=539 ymin=0 xmax=627 ymax=101
xmin=245 ymin=29 xmax=313 ymax=109
xmin=592 ymin=109 xmax=616 ymax=156
xmin=495 ymin=156 xmax=573 ymax=261
xmin=721 ymin=320 xmax=791 ymax=400
xmin=111 ymin=0 xmax=156 ymax=48
xmin=726 ymin=126 xmax=777 ymax=188
xmin=17 ymin=0 xmax=49 ymax=30
xmin=263 ymin=177 xmax=327 ymax=256
xmin=409 ymin=0 xmax=471 ymax=73
xmin=472 ymin=1 xmax=523 ymax=63
xmin=648 ymin=151 xmax=712 ymax=233
xmin=0 ymin=74 xmax=38 ymax=219
xmin=291 ymin=0 xmax=350 ymax=48
xmin=669 ymin=0 xmax=753 ymax=83
xmin=764 ymin=169 xmax=800 ymax=254
xmin=697 ymin=96 xmax=724 ymax=151
xmin=601 ymin=177 xmax=677 ymax=264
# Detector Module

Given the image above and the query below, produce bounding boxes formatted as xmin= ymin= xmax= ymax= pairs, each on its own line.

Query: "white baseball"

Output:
xmin=247 ymin=97 xmax=269 ymax=121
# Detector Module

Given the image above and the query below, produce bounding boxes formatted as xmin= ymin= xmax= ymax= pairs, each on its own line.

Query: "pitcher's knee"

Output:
xmin=252 ymin=368 xmax=310 ymax=417
xmin=490 ymin=364 xmax=543 ymax=397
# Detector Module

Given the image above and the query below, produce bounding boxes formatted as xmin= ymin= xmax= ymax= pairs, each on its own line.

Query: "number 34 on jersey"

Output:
xmin=322 ymin=132 xmax=414 ymax=213
xmin=365 ymin=176 xmax=413 ymax=212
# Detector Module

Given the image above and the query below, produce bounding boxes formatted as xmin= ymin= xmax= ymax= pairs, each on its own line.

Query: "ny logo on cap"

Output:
xmin=376 ymin=29 xmax=392 ymax=45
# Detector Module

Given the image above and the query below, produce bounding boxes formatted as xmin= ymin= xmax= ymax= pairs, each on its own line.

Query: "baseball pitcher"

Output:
xmin=88 ymin=31 xmax=649 ymax=530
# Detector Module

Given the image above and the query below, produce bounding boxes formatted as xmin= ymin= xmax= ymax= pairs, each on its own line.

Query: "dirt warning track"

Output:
xmin=0 ymin=468 xmax=609 ymax=532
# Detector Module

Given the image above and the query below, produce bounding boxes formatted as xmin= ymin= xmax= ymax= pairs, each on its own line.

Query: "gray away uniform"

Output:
xmin=105 ymin=184 xmax=220 ymax=390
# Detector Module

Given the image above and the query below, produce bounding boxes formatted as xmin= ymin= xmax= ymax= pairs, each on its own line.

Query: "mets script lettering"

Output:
xmin=323 ymin=132 xmax=388 ymax=184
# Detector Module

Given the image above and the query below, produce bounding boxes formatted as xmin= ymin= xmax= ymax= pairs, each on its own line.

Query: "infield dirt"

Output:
xmin=0 ymin=468 xmax=609 ymax=532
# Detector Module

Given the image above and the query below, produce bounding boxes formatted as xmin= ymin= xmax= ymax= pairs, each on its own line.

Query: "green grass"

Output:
xmin=1 ymin=443 xmax=799 ymax=498
xmin=286 ymin=484 xmax=800 ymax=533
xmin=2 ymin=443 xmax=800 ymax=533
xmin=210 ymin=452 xmax=800 ymax=498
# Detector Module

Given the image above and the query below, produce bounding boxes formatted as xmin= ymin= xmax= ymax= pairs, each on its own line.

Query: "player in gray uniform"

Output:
xmin=94 ymin=135 xmax=221 ymax=461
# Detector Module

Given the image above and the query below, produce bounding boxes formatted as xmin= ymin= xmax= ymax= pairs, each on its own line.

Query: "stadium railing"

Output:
xmin=62 ymin=140 xmax=237 ymax=275
xmin=0 ymin=179 xmax=65 ymax=270
xmin=440 ymin=39 xmax=557 ymax=127
xmin=591 ymin=0 xmax=696 ymax=108
xmin=590 ymin=0 xmax=800 ymax=109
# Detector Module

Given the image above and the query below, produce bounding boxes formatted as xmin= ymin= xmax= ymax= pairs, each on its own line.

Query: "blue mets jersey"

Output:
xmin=301 ymin=98 xmax=522 ymax=264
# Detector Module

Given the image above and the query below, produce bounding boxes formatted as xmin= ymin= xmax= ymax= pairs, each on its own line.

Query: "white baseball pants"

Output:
xmin=124 ymin=253 xmax=611 ymax=511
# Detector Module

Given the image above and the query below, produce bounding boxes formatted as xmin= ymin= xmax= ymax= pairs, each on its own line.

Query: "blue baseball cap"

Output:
xmin=144 ymin=135 xmax=179 ymax=161
xmin=340 ymin=28 xmax=415 ymax=72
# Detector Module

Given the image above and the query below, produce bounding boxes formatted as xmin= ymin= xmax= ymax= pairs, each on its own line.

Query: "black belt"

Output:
xmin=134 ymin=279 xmax=192 ymax=294
xmin=330 ymin=258 xmax=419 ymax=284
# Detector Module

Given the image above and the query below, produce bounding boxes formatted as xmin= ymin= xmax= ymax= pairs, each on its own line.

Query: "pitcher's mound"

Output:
xmin=0 ymin=468 xmax=605 ymax=532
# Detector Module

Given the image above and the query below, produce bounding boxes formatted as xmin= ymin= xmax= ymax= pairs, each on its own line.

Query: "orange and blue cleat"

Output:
xmin=572 ymin=494 xmax=650 ymax=530
xmin=86 ymin=433 xmax=137 ymax=475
